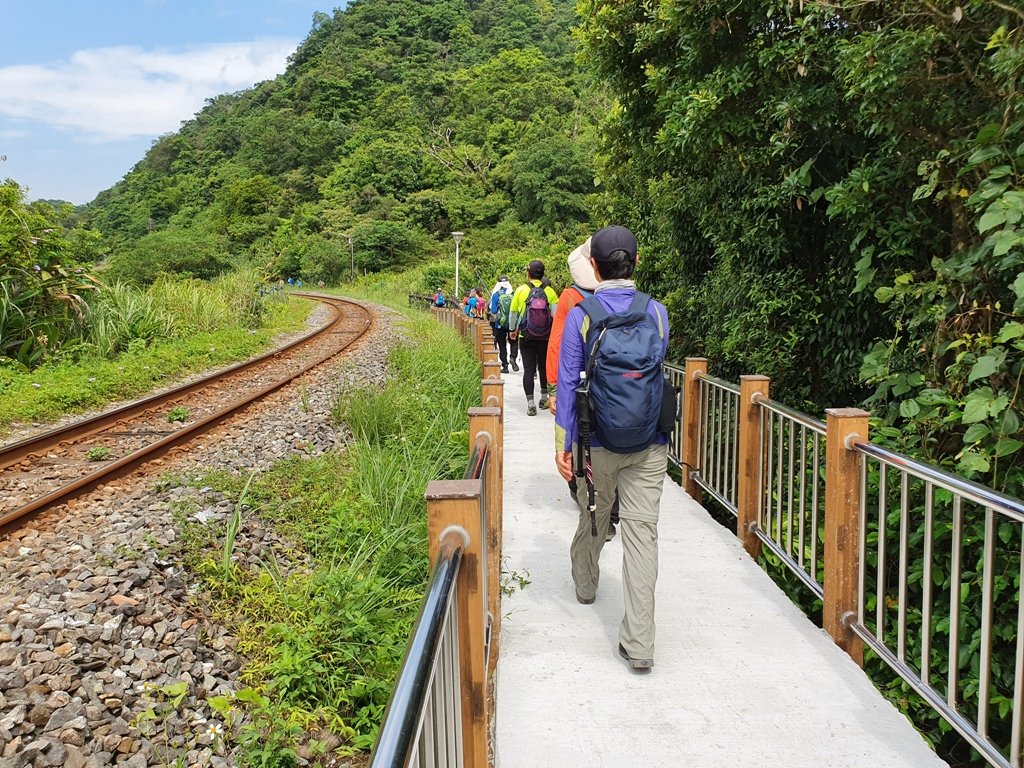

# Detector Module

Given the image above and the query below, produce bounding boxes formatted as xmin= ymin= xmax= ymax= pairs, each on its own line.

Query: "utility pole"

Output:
xmin=345 ymin=234 xmax=354 ymax=281
xmin=452 ymin=231 xmax=464 ymax=298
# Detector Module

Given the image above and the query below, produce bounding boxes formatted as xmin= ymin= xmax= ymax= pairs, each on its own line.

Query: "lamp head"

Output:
xmin=451 ymin=231 xmax=464 ymax=244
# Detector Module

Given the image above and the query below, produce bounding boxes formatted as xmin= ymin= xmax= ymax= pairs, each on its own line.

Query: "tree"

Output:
xmin=105 ymin=228 xmax=230 ymax=284
xmin=509 ymin=134 xmax=593 ymax=230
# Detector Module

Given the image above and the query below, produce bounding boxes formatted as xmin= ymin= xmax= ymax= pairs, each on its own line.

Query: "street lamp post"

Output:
xmin=345 ymin=234 xmax=354 ymax=282
xmin=452 ymin=231 xmax=464 ymax=299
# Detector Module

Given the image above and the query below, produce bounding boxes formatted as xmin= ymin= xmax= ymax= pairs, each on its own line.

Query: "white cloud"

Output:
xmin=0 ymin=39 xmax=297 ymax=141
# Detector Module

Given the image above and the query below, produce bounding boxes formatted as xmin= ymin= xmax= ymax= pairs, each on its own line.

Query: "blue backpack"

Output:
xmin=579 ymin=292 xmax=666 ymax=453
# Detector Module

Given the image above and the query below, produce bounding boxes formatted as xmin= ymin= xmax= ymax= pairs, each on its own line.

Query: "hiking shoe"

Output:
xmin=527 ymin=405 xmax=537 ymax=416
xmin=538 ymin=397 xmax=549 ymax=410
xmin=618 ymin=643 xmax=654 ymax=671
xmin=511 ymin=361 xmax=520 ymax=372
xmin=605 ymin=523 xmax=616 ymax=542
xmin=576 ymin=592 xmax=595 ymax=605
xmin=501 ymin=365 xmax=509 ymax=373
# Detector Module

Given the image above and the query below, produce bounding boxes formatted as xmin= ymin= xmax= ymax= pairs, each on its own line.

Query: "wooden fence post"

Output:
xmin=425 ymin=480 xmax=489 ymax=768
xmin=823 ymin=408 xmax=869 ymax=666
xmin=737 ymin=375 xmax=770 ymax=559
xmin=682 ymin=358 xmax=708 ymax=501
xmin=476 ymin=322 xmax=485 ymax=361
xmin=482 ymin=379 xmax=504 ymax=413
xmin=483 ymin=361 xmax=503 ymax=381
xmin=469 ymin=407 xmax=503 ymax=676
xmin=482 ymin=330 xmax=499 ymax=368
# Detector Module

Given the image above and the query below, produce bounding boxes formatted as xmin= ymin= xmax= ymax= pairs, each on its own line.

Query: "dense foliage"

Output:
xmin=578 ymin=1 xmax=1024 ymax=485
xmin=0 ymin=181 xmax=101 ymax=367
xmin=83 ymin=0 xmax=603 ymax=288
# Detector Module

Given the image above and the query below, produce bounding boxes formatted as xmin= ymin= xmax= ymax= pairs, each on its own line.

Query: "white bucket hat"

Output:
xmin=567 ymin=237 xmax=597 ymax=291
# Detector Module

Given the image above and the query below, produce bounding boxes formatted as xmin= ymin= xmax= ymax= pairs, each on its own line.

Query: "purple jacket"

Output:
xmin=555 ymin=287 xmax=670 ymax=452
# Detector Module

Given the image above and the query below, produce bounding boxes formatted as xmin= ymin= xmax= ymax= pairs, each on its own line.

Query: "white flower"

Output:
xmin=207 ymin=722 xmax=224 ymax=737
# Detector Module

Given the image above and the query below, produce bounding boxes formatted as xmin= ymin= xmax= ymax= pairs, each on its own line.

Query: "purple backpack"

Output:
xmin=523 ymin=283 xmax=552 ymax=339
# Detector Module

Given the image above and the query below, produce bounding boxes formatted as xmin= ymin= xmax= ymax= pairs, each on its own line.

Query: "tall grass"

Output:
xmin=86 ymin=270 xmax=269 ymax=356
xmin=187 ymin=314 xmax=479 ymax=757
xmin=0 ymin=275 xmax=309 ymax=432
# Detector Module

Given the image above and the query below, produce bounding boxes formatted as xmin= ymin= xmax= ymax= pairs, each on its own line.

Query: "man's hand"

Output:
xmin=548 ymin=395 xmax=556 ymax=417
xmin=509 ymin=330 xmax=518 ymax=341
xmin=555 ymin=450 xmax=573 ymax=482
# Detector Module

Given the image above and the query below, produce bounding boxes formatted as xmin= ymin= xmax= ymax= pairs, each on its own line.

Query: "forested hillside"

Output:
xmin=85 ymin=0 xmax=603 ymax=284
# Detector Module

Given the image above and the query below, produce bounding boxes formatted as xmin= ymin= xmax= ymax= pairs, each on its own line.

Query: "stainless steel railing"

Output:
xmin=849 ymin=440 xmax=1024 ymax=768
xmin=755 ymin=396 xmax=827 ymax=598
xmin=370 ymin=531 xmax=466 ymax=768
xmin=370 ymin=418 xmax=495 ymax=768
xmin=684 ymin=361 xmax=1024 ymax=768
xmin=665 ymin=362 xmax=686 ymax=469
xmin=692 ymin=372 xmax=740 ymax=514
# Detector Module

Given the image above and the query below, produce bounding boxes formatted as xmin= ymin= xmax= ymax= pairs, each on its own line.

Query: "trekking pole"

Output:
xmin=576 ymin=374 xmax=598 ymax=537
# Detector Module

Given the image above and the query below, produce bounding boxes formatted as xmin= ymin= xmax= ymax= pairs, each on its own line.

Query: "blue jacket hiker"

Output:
xmin=553 ymin=225 xmax=670 ymax=672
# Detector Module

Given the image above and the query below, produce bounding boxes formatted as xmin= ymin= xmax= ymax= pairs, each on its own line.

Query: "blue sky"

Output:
xmin=0 ymin=1 xmax=338 ymax=204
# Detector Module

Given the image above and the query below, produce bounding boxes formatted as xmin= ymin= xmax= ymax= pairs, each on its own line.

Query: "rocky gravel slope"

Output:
xmin=0 ymin=300 xmax=403 ymax=768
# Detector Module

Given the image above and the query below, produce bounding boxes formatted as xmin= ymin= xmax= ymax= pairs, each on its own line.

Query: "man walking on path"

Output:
xmin=554 ymin=225 xmax=670 ymax=671
xmin=548 ymin=239 xmax=620 ymax=541
xmin=489 ymin=275 xmax=519 ymax=373
xmin=509 ymin=259 xmax=559 ymax=416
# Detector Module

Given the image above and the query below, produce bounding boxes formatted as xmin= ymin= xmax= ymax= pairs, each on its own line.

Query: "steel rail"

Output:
xmin=853 ymin=439 xmax=1024 ymax=523
xmin=0 ymin=295 xmax=372 ymax=530
xmin=0 ymin=292 xmax=344 ymax=471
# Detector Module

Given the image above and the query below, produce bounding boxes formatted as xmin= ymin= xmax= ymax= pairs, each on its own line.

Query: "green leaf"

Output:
xmin=976 ymin=123 xmax=1002 ymax=144
xmin=899 ymin=399 xmax=921 ymax=418
xmin=991 ymin=394 xmax=1010 ymax=417
xmin=968 ymin=353 xmax=1000 ymax=382
xmin=875 ymin=286 xmax=896 ymax=303
xmin=963 ymin=423 xmax=991 ymax=443
xmin=958 ymin=451 xmax=991 ymax=474
xmin=995 ymin=322 xmax=1024 ymax=343
xmin=995 ymin=438 xmax=1022 ymax=457
xmin=979 ymin=209 xmax=1005 ymax=233
xmin=968 ymin=146 xmax=1004 ymax=165
xmin=991 ymin=230 xmax=1022 ymax=258
xmin=962 ymin=389 xmax=995 ymax=424
xmin=1001 ymin=409 xmax=1020 ymax=436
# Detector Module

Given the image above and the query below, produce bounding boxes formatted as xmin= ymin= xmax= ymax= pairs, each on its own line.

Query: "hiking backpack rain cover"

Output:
xmin=579 ymin=292 xmax=665 ymax=453
xmin=497 ymin=291 xmax=513 ymax=329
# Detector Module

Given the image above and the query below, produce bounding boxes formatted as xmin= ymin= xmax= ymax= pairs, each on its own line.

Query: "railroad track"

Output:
xmin=0 ymin=293 xmax=373 ymax=530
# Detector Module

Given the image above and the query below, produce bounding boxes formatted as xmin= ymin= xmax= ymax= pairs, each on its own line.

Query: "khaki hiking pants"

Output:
xmin=570 ymin=442 xmax=668 ymax=660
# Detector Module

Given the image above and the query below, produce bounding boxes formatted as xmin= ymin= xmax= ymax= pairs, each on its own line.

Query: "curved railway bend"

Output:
xmin=0 ymin=296 xmax=403 ymax=768
xmin=0 ymin=294 xmax=372 ymax=531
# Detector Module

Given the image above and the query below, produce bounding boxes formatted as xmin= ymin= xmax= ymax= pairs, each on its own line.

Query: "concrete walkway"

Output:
xmin=493 ymin=371 xmax=948 ymax=768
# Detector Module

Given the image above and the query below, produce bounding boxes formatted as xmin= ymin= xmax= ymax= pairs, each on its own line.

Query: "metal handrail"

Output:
xmin=754 ymin=394 xmax=826 ymax=435
xmin=664 ymin=363 xmax=686 ymax=469
xmin=854 ymin=439 xmax=1024 ymax=523
xmin=756 ymin=400 xmax=826 ymax=591
xmin=370 ymin=531 xmax=465 ymax=768
xmin=694 ymin=370 xmax=741 ymax=394
xmin=692 ymin=374 xmax=740 ymax=514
